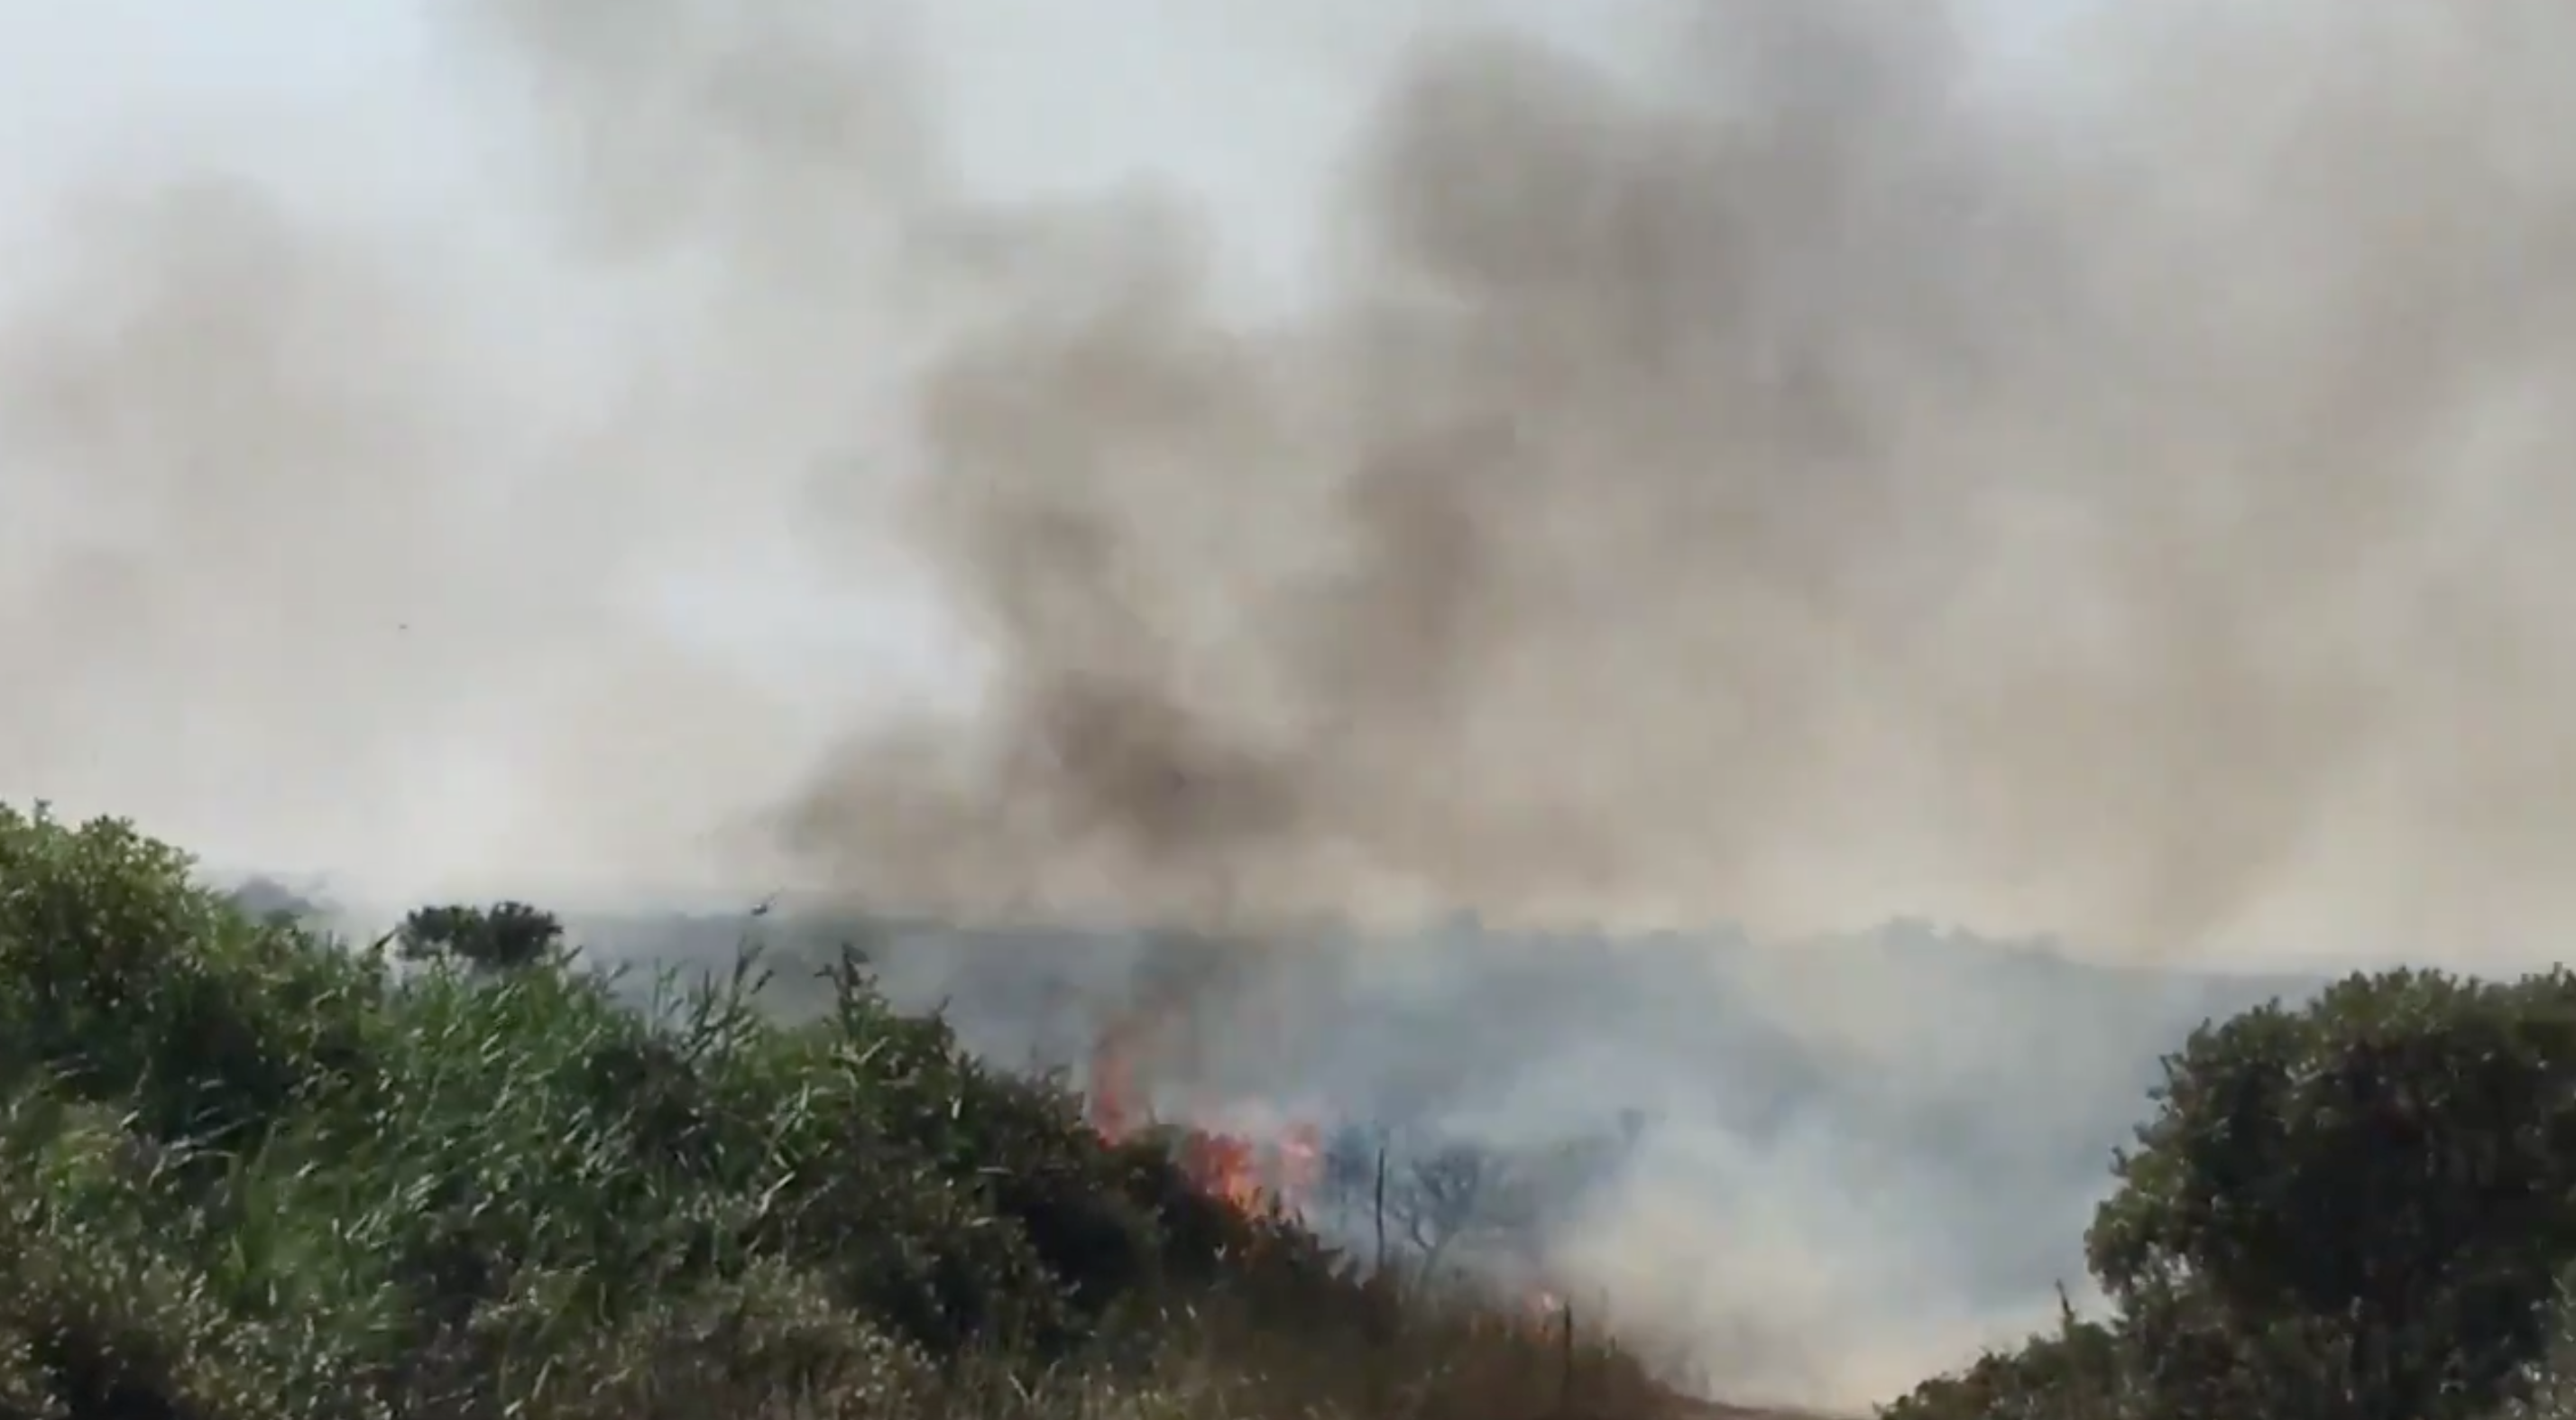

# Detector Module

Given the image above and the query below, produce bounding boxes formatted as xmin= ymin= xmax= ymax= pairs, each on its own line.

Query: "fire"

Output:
xmin=1085 ymin=1004 xmax=1325 ymax=1218
xmin=1182 ymin=1130 xmax=1265 ymax=1212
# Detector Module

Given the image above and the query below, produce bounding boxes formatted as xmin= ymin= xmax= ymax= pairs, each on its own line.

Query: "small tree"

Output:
xmin=396 ymin=902 xmax=564 ymax=973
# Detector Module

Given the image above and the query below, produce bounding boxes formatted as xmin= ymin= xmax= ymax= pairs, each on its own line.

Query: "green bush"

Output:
xmin=1887 ymin=964 xmax=2576 ymax=1420
xmin=0 ymin=804 xmax=1653 ymax=1420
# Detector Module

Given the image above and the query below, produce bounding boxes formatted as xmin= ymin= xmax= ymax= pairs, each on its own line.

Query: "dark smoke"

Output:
xmin=719 ymin=0 xmax=2576 ymax=954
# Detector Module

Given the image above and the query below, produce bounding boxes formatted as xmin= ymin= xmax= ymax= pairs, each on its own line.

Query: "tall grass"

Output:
xmin=0 ymin=803 xmax=1679 ymax=1420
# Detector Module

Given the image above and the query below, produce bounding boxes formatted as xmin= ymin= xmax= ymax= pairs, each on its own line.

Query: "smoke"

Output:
xmin=11 ymin=0 xmax=2576 ymax=1406
xmin=15 ymin=1 xmax=2576 ymax=946
xmin=734 ymin=0 xmax=2576 ymax=958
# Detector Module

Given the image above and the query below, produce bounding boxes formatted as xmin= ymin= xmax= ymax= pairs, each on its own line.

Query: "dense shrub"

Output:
xmin=1887 ymin=964 xmax=2576 ymax=1420
xmin=0 ymin=804 xmax=1660 ymax=1420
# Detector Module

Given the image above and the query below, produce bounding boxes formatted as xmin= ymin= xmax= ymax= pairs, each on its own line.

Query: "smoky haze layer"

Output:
xmin=545 ymin=903 xmax=2306 ymax=1408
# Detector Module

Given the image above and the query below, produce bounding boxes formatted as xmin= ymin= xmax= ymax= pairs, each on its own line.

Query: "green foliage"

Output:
xmin=2100 ymin=967 xmax=2576 ymax=1420
xmin=0 ymin=806 xmax=386 ymax=1161
xmin=395 ymin=901 xmax=566 ymax=972
xmin=2494 ymin=1264 xmax=2576 ymax=1420
xmin=1889 ymin=964 xmax=2576 ymax=1420
xmin=0 ymin=803 xmax=1648 ymax=1420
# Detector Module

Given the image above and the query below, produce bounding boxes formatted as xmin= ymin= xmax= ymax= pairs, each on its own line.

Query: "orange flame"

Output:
xmin=1085 ymin=1007 xmax=1325 ymax=1218
xmin=1183 ymin=1131 xmax=1265 ymax=1211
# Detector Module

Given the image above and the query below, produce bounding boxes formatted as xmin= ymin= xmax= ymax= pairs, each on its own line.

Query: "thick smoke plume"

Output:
xmin=9 ymin=0 xmax=2576 ymax=1406
xmin=8 ymin=1 xmax=2576 ymax=948
xmin=743 ymin=0 xmax=2576 ymax=957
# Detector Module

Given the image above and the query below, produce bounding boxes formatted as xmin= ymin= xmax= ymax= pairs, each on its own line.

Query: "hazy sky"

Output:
xmin=42 ymin=0 xmax=2566 ymax=968
xmin=0 ymin=0 xmax=2094 ymax=655
xmin=0 ymin=0 xmax=2096 ymax=330
xmin=0 ymin=0 xmax=1553 ymax=663
xmin=0 ymin=0 xmax=2101 ymax=899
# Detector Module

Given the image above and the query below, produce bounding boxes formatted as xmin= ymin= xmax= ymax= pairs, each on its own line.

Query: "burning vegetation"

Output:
xmin=1074 ymin=964 xmax=1643 ymax=1351
xmin=1085 ymin=991 xmax=1329 ymax=1216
